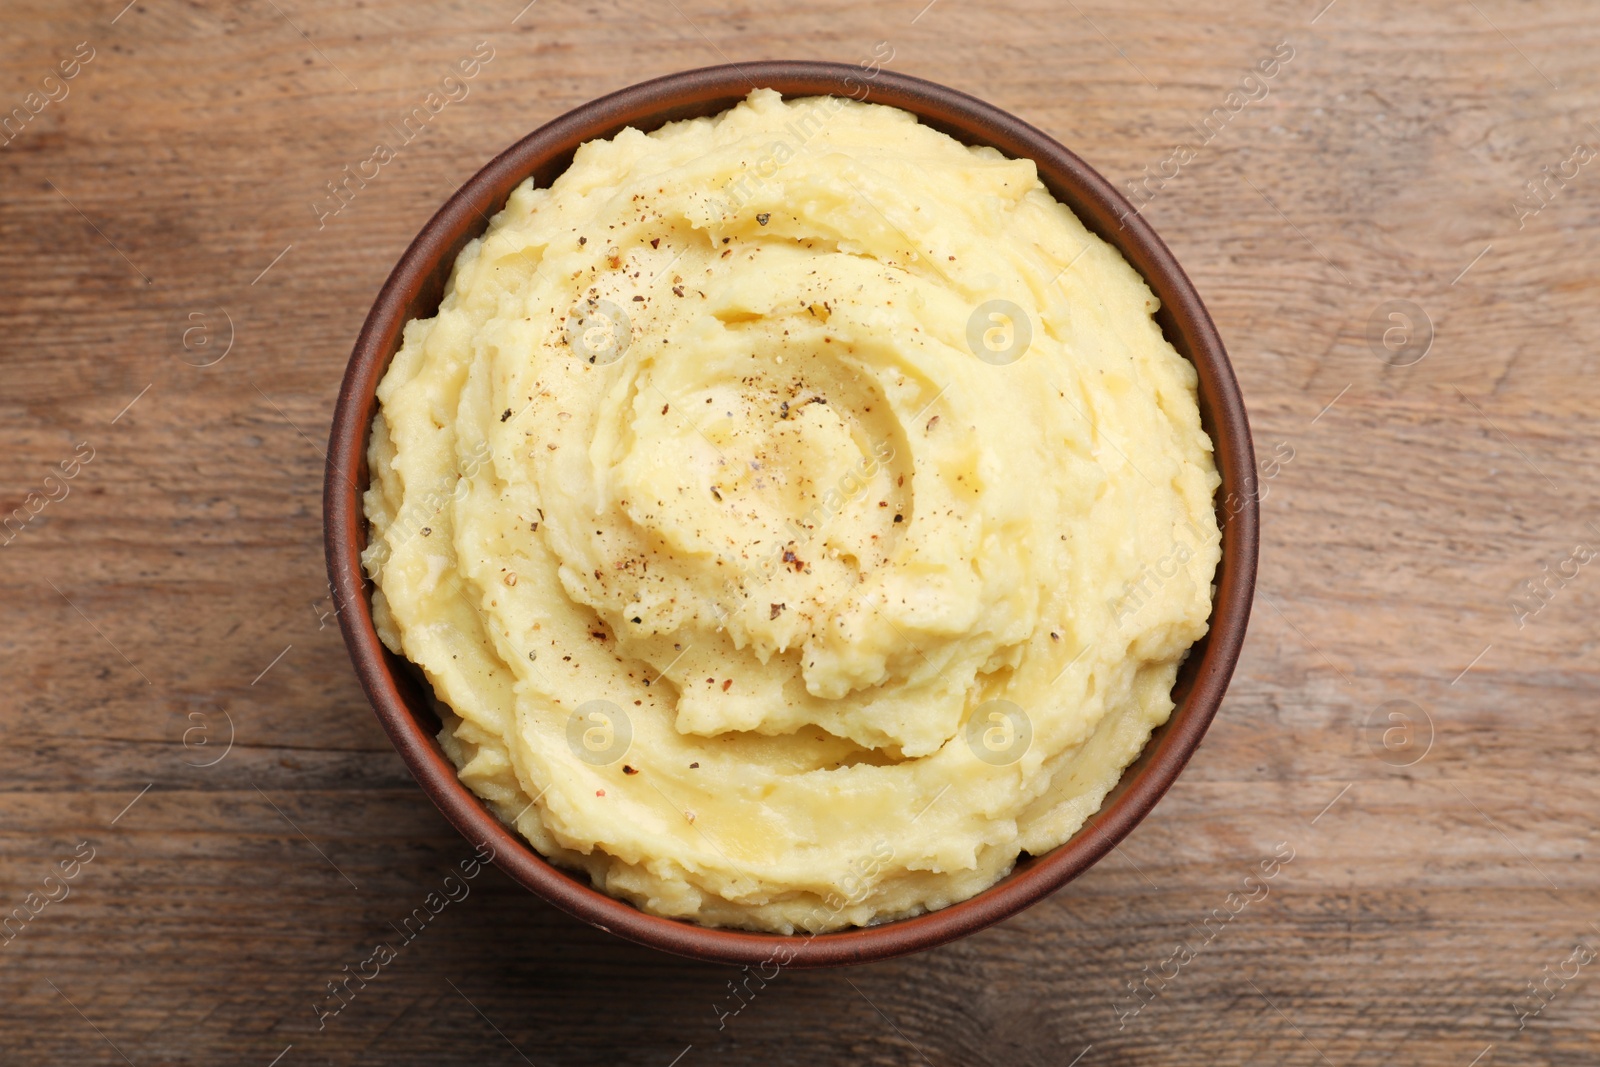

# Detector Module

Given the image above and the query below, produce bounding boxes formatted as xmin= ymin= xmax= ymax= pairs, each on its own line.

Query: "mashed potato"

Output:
xmin=363 ymin=89 xmax=1220 ymax=932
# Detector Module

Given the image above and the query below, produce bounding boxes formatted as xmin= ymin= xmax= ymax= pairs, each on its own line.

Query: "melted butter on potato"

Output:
xmin=364 ymin=89 xmax=1220 ymax=932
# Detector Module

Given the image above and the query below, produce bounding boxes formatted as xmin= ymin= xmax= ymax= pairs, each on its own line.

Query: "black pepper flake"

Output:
xmin=770 ymin=603 xmax=785 ymax=619
xmin=578 ymin=236 xmax=587 ymax=245
xmin=421 ymin=526 xmax=432 ymax=536
xmin=632 ymin=294 xmax=645 ymax=301
xmin=650 ymin=238 xmax=660 ymax=248
xmin=893 ymin=514 xmax=903 ymax=523
xmin=661 ymin=403 xmax=669 ymax=414
xmin=500 ymin=409 xmax=512 ymax=422
xmin=690 ymin=762 xmax=699 ymax=769
xmin=672 ymin=285 xmax=685 ymax=297
xmin=632 ymin=617 xmax=642 ymax=624
xmin=623 ymin=765 xmax=638 ymax=775
xmin=1051 ymin=632 xmax=1061 ymax=641
xmin=756 ymin=212 xmax=770 ymax=225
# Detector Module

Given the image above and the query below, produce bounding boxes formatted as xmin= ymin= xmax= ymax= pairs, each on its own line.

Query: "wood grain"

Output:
xmin=2 ymin=0 xmax=1598 ymax=1063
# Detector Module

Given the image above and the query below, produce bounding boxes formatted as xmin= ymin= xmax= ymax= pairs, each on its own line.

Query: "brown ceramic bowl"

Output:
xmin=324 ymin=61 xmax=1258 ymax=968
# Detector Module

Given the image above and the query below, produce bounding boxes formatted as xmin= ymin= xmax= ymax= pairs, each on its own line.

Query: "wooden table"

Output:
xmin=3 ymin=0 xmax=1596 ymax=1062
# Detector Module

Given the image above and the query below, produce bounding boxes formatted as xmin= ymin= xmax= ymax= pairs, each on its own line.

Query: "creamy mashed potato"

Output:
xmin=363 ymin=89 xmax=1220 ymax=932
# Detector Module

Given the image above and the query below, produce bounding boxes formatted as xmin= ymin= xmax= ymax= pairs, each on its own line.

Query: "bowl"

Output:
xmin=324 ymin=60 xmax=1258 ymax=968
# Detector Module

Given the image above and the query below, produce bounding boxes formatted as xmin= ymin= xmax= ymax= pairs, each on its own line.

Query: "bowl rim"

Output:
xmin=324 ymin=59 xmax=1259 ymax=969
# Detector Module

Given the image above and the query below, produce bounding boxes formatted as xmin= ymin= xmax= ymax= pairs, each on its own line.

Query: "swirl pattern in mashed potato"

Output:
xmin=363 ymin=89 xmax=1220 ymax=932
